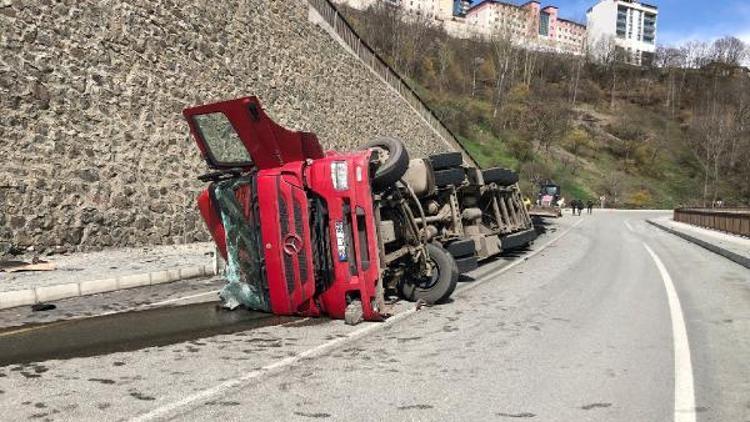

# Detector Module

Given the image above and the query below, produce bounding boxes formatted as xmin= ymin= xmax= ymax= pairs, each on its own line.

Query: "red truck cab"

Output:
xmin=184 ymin=97 xmax=383 ymax=321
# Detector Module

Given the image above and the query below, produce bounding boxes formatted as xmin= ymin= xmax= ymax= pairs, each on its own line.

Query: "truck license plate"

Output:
xmin=335 ymin=221 xmax=347 ymax=261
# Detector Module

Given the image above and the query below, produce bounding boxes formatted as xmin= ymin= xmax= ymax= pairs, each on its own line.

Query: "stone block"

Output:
xmin=150 ymin=270 xmax=171 ymax=285
xmin=117 ymin=273 xmax=151 ymax=289
xmin=0 ymin=289 xmax=37 ymax=310
xmin=35 ymin=283 xmax=80 ymax=302
xmin=79 ymin=278 xmax=118 ymax=296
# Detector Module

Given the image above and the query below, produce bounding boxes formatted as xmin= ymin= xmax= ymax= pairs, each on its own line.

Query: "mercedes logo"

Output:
xmin=283 ymin=233 xmax=303 ymax=256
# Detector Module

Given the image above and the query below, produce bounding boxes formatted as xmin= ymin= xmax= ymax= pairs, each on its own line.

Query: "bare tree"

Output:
xmin=524 ymin=101 xmax=572 ymax=152
xmin=591 ymin=36 xmax=621 ymax=110
xmin=488 ymin=22 xmax=516 ymax=118
xmin=711 ymin=36 xmax=748 ymax=66
xmin=681 ymin=40 xmax=712 ymax=68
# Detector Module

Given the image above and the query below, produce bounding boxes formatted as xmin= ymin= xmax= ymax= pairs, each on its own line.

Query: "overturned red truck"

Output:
xmin=184 ymin=96 xmax=536 ymax=324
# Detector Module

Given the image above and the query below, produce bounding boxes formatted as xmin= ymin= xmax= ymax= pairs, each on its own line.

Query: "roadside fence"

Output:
xmin=674 ymin=208 xmax=750 ymax=237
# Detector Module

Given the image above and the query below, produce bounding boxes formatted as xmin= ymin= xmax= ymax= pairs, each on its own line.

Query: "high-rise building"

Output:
xmin=586 ymin=0 xmax=658 ymax=66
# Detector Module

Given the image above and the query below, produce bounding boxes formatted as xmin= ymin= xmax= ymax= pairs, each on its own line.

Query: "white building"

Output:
xmin=586 ymin=0 xmax=658 ymax=66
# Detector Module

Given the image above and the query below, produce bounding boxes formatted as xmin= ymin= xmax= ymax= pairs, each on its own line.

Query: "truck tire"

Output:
xmin=428 ymin=152 xmax=463 ymax=170
xmin=361 ymin=136 xmax=410 ymax=192
xmin=433 ymin=168 xmax=466 ymax=187
xmin=446 ymin=239 xmax=475 ymax=258
xmin=482 ymin=168 xmax=518 ymax=186
xmin=455 ymin=256 xmax=478 ymax=274
xmin=400 ymin=243 xmax=458 ymax=304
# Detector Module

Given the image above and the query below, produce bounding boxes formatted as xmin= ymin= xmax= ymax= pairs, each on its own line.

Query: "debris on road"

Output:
xmin=30 ymin=303 xmax=56 ymax=312
xmin=0 ymin=258 xmax=56 ymax=273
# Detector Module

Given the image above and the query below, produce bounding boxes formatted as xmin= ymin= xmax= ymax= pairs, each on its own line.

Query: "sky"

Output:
xmin=471 ymin=0 xmax=750 ymax=46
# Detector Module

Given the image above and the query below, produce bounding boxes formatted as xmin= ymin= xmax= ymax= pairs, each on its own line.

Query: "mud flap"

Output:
xmin=213 ymin=177 xmax=271 ymax=312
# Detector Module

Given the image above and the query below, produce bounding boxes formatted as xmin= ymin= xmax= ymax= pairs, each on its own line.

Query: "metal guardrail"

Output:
xmin=308 ymin=0 xmax=477 ymax=167
xmin=674 ymin=208 xmax=750 ymax=237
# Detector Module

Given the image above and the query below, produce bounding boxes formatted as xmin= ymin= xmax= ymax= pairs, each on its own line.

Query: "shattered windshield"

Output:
xmin=193 ymin=112 xmax=253 ymax=166
xmin=214 ymin=177 xmax=270 ymax=312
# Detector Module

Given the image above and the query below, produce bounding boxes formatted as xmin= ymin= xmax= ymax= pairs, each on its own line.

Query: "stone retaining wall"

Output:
xmin=0 ymin=0 xmax=453 ymax=254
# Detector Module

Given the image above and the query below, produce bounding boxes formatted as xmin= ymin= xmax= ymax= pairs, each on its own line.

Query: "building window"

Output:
xmin=539 ymin=11 xmax=550 ymax=36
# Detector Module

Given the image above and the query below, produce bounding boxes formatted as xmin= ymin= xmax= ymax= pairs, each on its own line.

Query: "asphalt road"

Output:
xmin=1 ymin=210 xmax=748 ymax=421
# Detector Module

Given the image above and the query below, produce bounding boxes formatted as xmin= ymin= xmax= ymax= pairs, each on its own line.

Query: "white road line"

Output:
xmin=624 ymin=220 xmax=635 ymax=233
xmin=644 ymin=243 xmax=696 ymax=422
xmin=130 ymin=219 xmax=584 ymax=422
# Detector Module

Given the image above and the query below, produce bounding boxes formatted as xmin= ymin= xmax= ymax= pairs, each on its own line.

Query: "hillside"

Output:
xmin=338 ymin=4 xmax=750 ymax=208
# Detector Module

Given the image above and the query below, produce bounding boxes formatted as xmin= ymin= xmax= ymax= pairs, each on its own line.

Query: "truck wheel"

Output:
xmin=429 ymin=152 xmax=463 ymax=170
xmin=433 ymin=167 xmax=466 ymax=187
xmin=482 ymin=168 xmax=518 ymax=186
xmin=446 ymin=239 xmax=475 ymax=258
xmin=361 ymin=136 xmax=410 ymax=192
xmin=400 ymin=243 xmax=458 ymax=304
xmin=455 ymin=255 xmax=479 ymax=274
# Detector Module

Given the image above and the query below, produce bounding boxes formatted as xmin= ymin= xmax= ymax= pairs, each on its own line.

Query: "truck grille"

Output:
xmin=293 ymin=200 xmax=309 ymax=284
xmin=278 ymin=189 xmax=296 ymax=295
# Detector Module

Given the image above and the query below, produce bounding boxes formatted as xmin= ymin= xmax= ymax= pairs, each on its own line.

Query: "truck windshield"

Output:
xmin=214 ymin=177 xmax=270 ymax=312
xmin=193 ymin=112 xmax=253 ymax=167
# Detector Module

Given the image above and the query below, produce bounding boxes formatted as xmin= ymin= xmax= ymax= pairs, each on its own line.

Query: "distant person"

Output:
xmin=573 ymin=200 xmax=582 ymax=216
xmin=586 ymin=200 xmax=594 ymax=214
xmin=570 ymin=200 xmax=577 ymax=215
xmin=523 ymin=196 xmax=532 ymax=211
xmin=558 ymin=196 xmax=566 ymax=209
xmin=599 ymin=195 xmax=606 ymax=209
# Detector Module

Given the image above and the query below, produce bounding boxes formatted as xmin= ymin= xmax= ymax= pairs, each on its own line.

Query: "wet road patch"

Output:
xmin=497 ymin=412 xmax=536 ymax=418
xmin=0 ymin=302 xmax=296 ymax=366
xmin=293 ymin=411 xmax=331 ymax=418
xmin=397 ymin=404 xmax=434 ymax=410
xmin=130 ymin=391 xmax=156 ymax=401
xmin=580 ymin=402 xmax=612 ymax=410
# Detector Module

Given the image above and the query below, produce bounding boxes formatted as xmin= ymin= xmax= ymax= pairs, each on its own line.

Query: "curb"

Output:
xmin=0 ymin=264 xmax=216 ymax=311
xmin=647 ymin=219 xmax=750 ymax=270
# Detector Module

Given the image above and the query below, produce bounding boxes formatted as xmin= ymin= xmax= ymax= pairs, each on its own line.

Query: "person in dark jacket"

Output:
xmin=586 ymin=200 xmax=594 ymax=214
xmin=572 ymin=200 xmax=582 ymax=216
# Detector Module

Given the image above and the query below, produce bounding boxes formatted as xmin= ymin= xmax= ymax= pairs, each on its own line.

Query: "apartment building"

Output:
xmin=335 ymin=0 xmax=467 ymax=20
xmin=464 ymin=1 xmax=586 ymax=55
xmin=333 ymin=0 xmax=586 ymax=55
xmin=586 ymin=0 xmax=658 ymax=65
